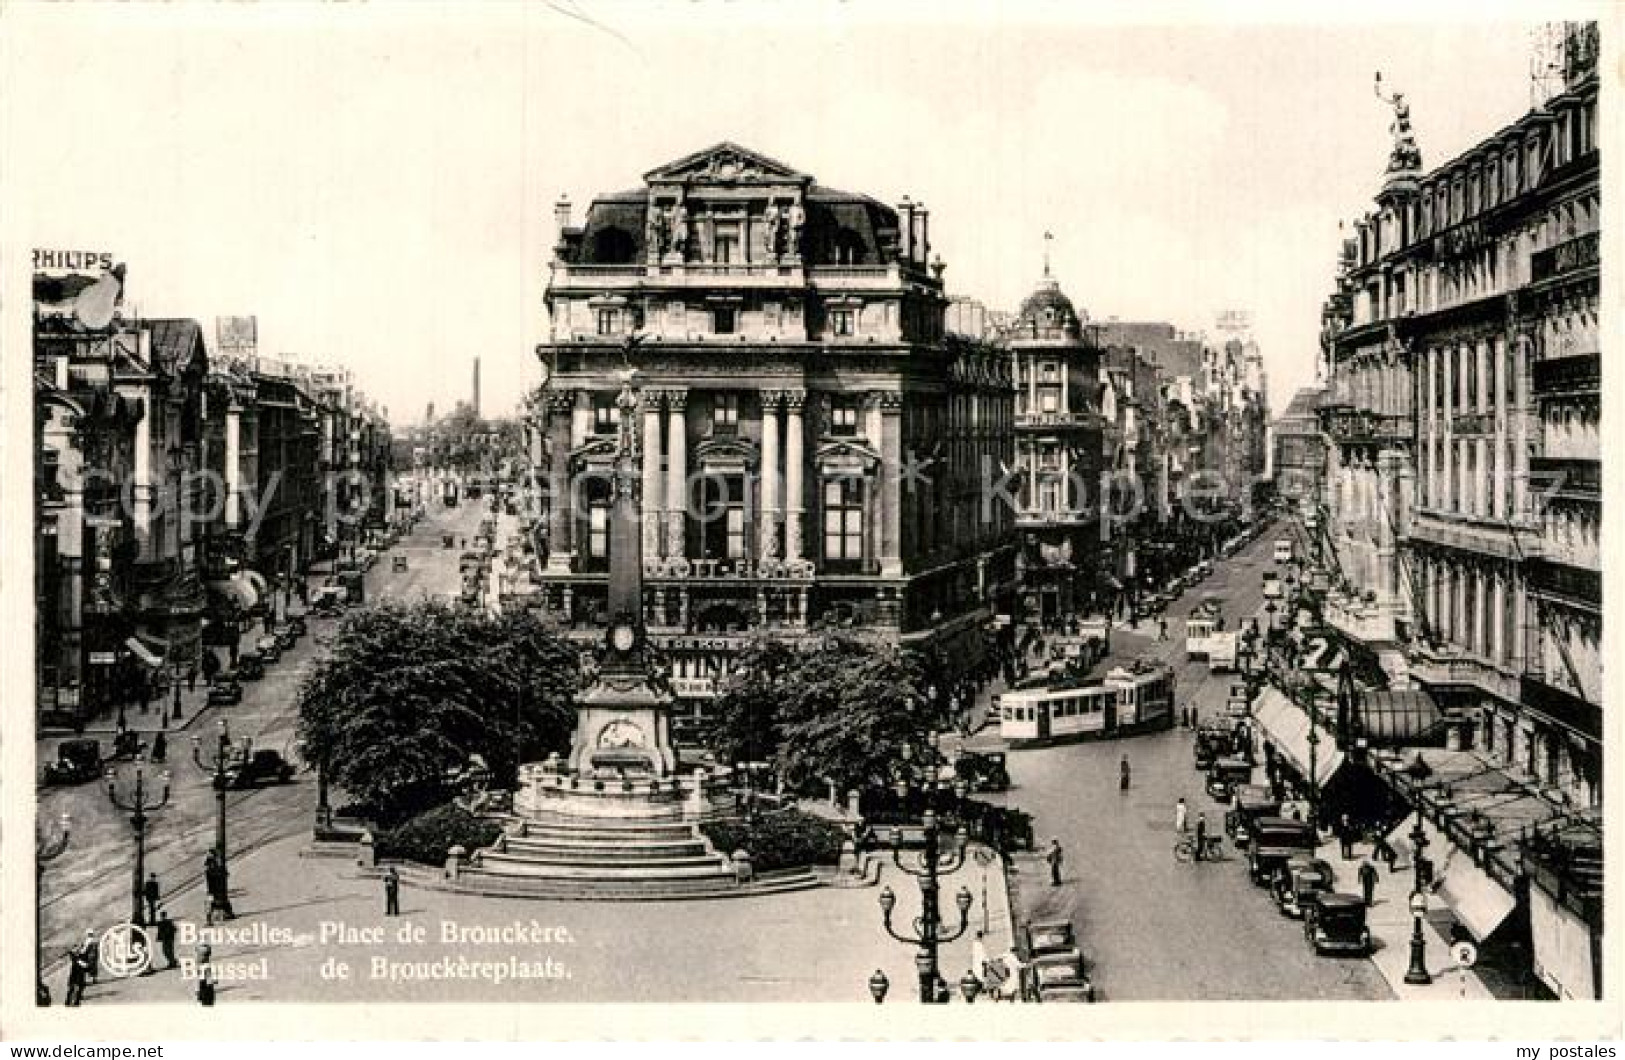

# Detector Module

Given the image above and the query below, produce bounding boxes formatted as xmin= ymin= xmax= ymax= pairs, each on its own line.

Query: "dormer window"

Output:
xmin=596 ymin=308 xmax=619 ymax=336
xmin=830 ymin=309 xmax=855 ymax=337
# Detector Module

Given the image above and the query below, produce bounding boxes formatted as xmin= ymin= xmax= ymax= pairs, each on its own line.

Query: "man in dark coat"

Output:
xmin=64 ymin=946 xmax=90 ymax=1007
xmin=1358 ymin=857 xmax=1380 ymax=907
xmin=155 ymin=910 xmax=178 ymax=969
xmin=1193 ymin=813 xmax=1208 ymax=862
xmin=1045 ymin=839 xmax=1064 ymax=887
xmin=384 ymin=866 xmax=401 ymax=916
xmin=1338 ymin=814 xmax=1355 ymax=860
xmin=143 ymin=872 xmax=161 ymax=926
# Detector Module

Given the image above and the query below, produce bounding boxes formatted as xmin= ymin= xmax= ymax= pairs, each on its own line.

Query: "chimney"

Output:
xmin=554 ymin=195 xmax=573 ymax=232
xmin=916 ymin=206 xmax=930 ymax=263
xmin=898 ymin=196 xmax=915 ymax=261
xmin=473 ymin=357 xmax=481 ymax=417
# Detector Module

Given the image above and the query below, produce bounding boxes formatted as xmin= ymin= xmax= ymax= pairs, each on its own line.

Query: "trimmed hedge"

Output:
xmin=375 ymin=803 xmax=502 ymax=866
xmin=701 ymin=808 xmax=848 ymax=873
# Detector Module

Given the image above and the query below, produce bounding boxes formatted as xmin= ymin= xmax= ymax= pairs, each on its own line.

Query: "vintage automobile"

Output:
xmin=287 ymin=615 xmax=308 ymax=638
xmin=1030 ymin=951 xmax=1095 ymax=1003
xmin=272 ymin=624 xmax=297 ymax=652
xmin=1206 ymin=755 xmax=1254 ymax=801
xmin=310 ymin=586 xmax=347 ymax=616
xmin=255 ymin=635 xmax=282 ymax=664
xmin=1024 ymin=920 xmax=1077 ymax=958
xmin=1224 ymin=784 xmax=1281 ymax=847
xmin=1247 ymin=816 xmax=1319 ymax=886
xmin=954 ymin=750 xmax=1011 ymax=793
xmin=1193 ymin=724 xmax=1233 ymax=771
xmin=111 ymin=729 xmax=145 ymax=761
xmin=1273 ymin=854 xmax=1336 ymax=919
xmin=1305 ymin=893 xmax=1372 ymax=956
xmin=206 ymin=677 xmax=244 ymax=706
xmin=223 ymin=748 xmax=296 ymax=789
xmin=392 ymin=554 xmax=409 ymax=572
xmin=41 ymin=739 xmax=104 ymax=786
xmin=236 ymin=652 xmax=266 ymax=681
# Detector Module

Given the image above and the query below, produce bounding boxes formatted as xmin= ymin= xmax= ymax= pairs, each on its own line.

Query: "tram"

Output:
xmin=997 ymin=658 xmax=1177 ymax=748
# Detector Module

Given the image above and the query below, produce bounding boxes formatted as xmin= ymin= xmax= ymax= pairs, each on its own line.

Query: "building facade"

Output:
xmin=1271 ymin=386 xmax=1327 ymax=507
xmin=1008 ymin=270 xmax=1102 ymax=621
xmin=1316 ymin=23 xmax=1600 ymax=999
xmin=532 ymin=142 xmax=1016 ymax=739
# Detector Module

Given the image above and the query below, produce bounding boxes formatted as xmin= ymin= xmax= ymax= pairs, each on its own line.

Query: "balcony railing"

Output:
xmin=1406 ymin=643 xmax=1522 ymax=704
xmin=1525 ymin=557 xmax=1601 ymax=611
xmin=1531 ymin=232 xmax=1599 ymax=284
xmin=1015 ymin=411 xmax=1092 ymax=430
xmin=1322 ymin=410 xmax=1412 ymax=444
xmin=1450 ymin=411 xmax=1495 ymax=436
xmin=1532 ymin=353 xmax=1600 ymax=395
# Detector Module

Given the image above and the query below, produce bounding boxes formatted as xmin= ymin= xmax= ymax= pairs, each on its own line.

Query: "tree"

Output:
xmin=709 ymin=635 xmax=943 ymax=796
xmin=295 ymin=601 xmax=579 ymax=823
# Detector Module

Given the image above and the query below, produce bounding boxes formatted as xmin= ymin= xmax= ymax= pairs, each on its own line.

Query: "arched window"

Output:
xmin=831 ymin=228 xmax=867 ymax=265
xmin=591 ymin=226 xmax=637 ymax=264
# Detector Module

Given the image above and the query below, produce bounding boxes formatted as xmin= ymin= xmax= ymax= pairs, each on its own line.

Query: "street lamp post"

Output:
xmin=192 ymin=719 xmax=234 ymax=885
xmin=877 ymin=809 xmax=974 ymax=1003
xmin=105 ymin=764 xmax=171 ymax=927
xmin=36 ymin=812 xmax=71 ymax=1006
xmin=1404 ymin=761 xmax=1433 ymax=986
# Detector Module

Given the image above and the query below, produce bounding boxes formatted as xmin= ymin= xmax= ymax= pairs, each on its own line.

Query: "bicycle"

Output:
xmin=1173 ymin=834 xmax=1225 ymax=863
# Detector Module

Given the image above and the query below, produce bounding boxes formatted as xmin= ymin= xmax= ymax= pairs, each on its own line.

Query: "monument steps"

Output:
xmin=435 ymin=866 xmax=821 ymax=902
xmin=501 ymin=836 xmax=712 ymax=859
xmin=509 ymin=817 xmax=703 ymax=841
xmin=476 ymin=851 xmax=734 ymax=877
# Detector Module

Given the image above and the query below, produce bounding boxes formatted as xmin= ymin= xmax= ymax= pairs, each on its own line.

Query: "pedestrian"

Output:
xmin=1175 ymin=797 xmax=1188 ymax=834
xmin=155 ymin=910 xmax=178 ymax=969
xmin=77 ymin=929 xmax=99 ymax=984
xmin=1119 ymin=755 xmax=1131 ymax=792
xmin=204 ymin=854 xmax=235 ymax=922
xmin=143 ymin=871 xmax=161 ymax=926
xmin=150 ymin=731 xmax=167 ymax=764
xmin=187 ymin=665 xmax=198 ymax=693
xmin=1193 ymin=813 xmax=1208 ymax=862
xmin=1373 ymin=831 xmax=1397 ymax=872
xmin=196 ymin=962 xmax=217 ymax=1007
xmin=384 ymin=865 xmax=401 ymax=916
xmin=1046 ymin=839 xmax=1064 ymax=887
xmin=1358 ymin=857 xmax=1380 ymax=907
xmin=1158 ymin=618 xmax=1168 ymax=642
xmin=1338 ymin=814 xmax=1354 ymax=860
xmin=64 ymin=945 xmax=89 ymax=1007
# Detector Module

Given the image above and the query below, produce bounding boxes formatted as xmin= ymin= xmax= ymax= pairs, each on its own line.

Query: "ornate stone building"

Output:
xmin=1008 ymin=268 xmax=1101 ymax=621
xmin=533 ymin=142 xmax=1016 ymax=739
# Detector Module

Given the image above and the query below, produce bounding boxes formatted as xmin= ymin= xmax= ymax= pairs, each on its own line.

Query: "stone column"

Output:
xmin=878 ymin=392 xmax=903 ymax=577
xmin=666 ymin=391 xmax=688 ymax=559
xmin=1026 ymin=442 xmax=1038 ymax=515
xmin=1471 ymin=564 xmax=1487 ymax=657
xmin=1441 ymin=343 xmax=1455 ymax=510
xmin=759 ymin=390 xmax=782 ymax=561
xmin=1492 ymin=336 xmax=1508 ymax=519
xmin=1424 ymin=346 xmax=1437 ymax=508
xmin=545 ymin=392 xmax=576 ymax=573
xmin=642 ymin=394 xmax=664 ymax=559
xmin=1060 ymin=361 xmax=1070 ymax=414
xmin=1027 ymin=355 xmax=1038 ymax=414
xmin=1491 ymin=567 xmax=1507 ymax=663
xmin=785 ymin=391 xmax=806 ymax=560
xmin=1513 ymin=334 xmax=1530 ymax=522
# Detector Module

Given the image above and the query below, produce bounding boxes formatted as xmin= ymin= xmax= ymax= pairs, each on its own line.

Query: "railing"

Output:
xmin=1015 ymin=412 xmax=1092 ymax=429
xmin=1531 ymin=232 xmax=1599 ymax=284
xmin=1322 ymin=410 xmax=1411 ymax=443
xmin=1405 ymin=645 xmax=1523 ymax=704
xmin=1532 ymin=354 xmax=1600 ymax=395
xmin=1450 ymin=411 xmax=1495 ymax=436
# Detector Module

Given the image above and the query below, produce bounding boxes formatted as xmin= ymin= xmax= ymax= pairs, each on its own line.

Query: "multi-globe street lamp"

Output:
xmin=876 ymin=808 xmax=975 ymax=1004
xmin=1404 ymin=756 xmax=1434 ymax=986
xmin=192 ymin=719 xmax=235 ymax=888
xmin=105 ymin=763 xmax=172 ymax=927
xmin=36 ymin=812 xmax=71 ymax=1006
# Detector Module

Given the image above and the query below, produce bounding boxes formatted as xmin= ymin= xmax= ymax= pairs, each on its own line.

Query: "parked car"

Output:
xmin=1273 ymin=854 xmax=1336 ymax=919
xmin=1247 ymin=816 xmax=1319 ymax=886
xmin=223 ymin=748 xmax=296 ymax=789
xmin=954 ymin=750 xmax=1011 ymax=793
xmin=1305 ymin=893 xmax=1372 ymax=956
xmin=1025 ymin=920 xmax=1077 ymax=957
xmin=255 ymin=636 xmax=282 ymax=664
xmin=1030 ymin=951 xmax=1095 ymax=1002
xmin=41 ymin=738 xmax=104 ymax=786
xmin=237 ymin=652 xmax=266 ymax=681
xmin=1206 ymin=755 xmax=1253 ymax=801
xmin=272 ymin=625 xmax=296 ymax=652
xmin=288 ymin=615 xmax=308 ymax=637
xmin=206 ymin=677 xmax=244 ymax=706
xmin=1224 ymin=785 xmax=1281 ymax=847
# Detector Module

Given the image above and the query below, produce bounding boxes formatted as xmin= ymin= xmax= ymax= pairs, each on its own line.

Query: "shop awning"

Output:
xmin=1387 ymin=815 xmax=1517 ymax=942
xmin=1352 ymin=688 xmax=1447 ymax=747
xmin=1530 ymin=881 xmax=1598 ymax=1000
xmin=125 ymin=635 xmax=165 ymax=669
xmin=1253 ymin=685 xmax=1346 ymax=789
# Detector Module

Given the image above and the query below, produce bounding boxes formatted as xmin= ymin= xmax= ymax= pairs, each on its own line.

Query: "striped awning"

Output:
xmin=207 ymin=574 xmax=258 ymax=612
xmin=1253 ymin=686 xmax=1346 ymax=789
xmin=1353 ymin=688 xmax=1447 ymax=747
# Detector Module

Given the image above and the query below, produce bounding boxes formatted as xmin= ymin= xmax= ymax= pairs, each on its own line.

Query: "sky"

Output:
xmin=4 ymin=3 xmax=1571 ymax=423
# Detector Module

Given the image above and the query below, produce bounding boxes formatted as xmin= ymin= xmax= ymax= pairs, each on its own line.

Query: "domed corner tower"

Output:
xmin=1009 ymin=263 xmax=1105 ymax=625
